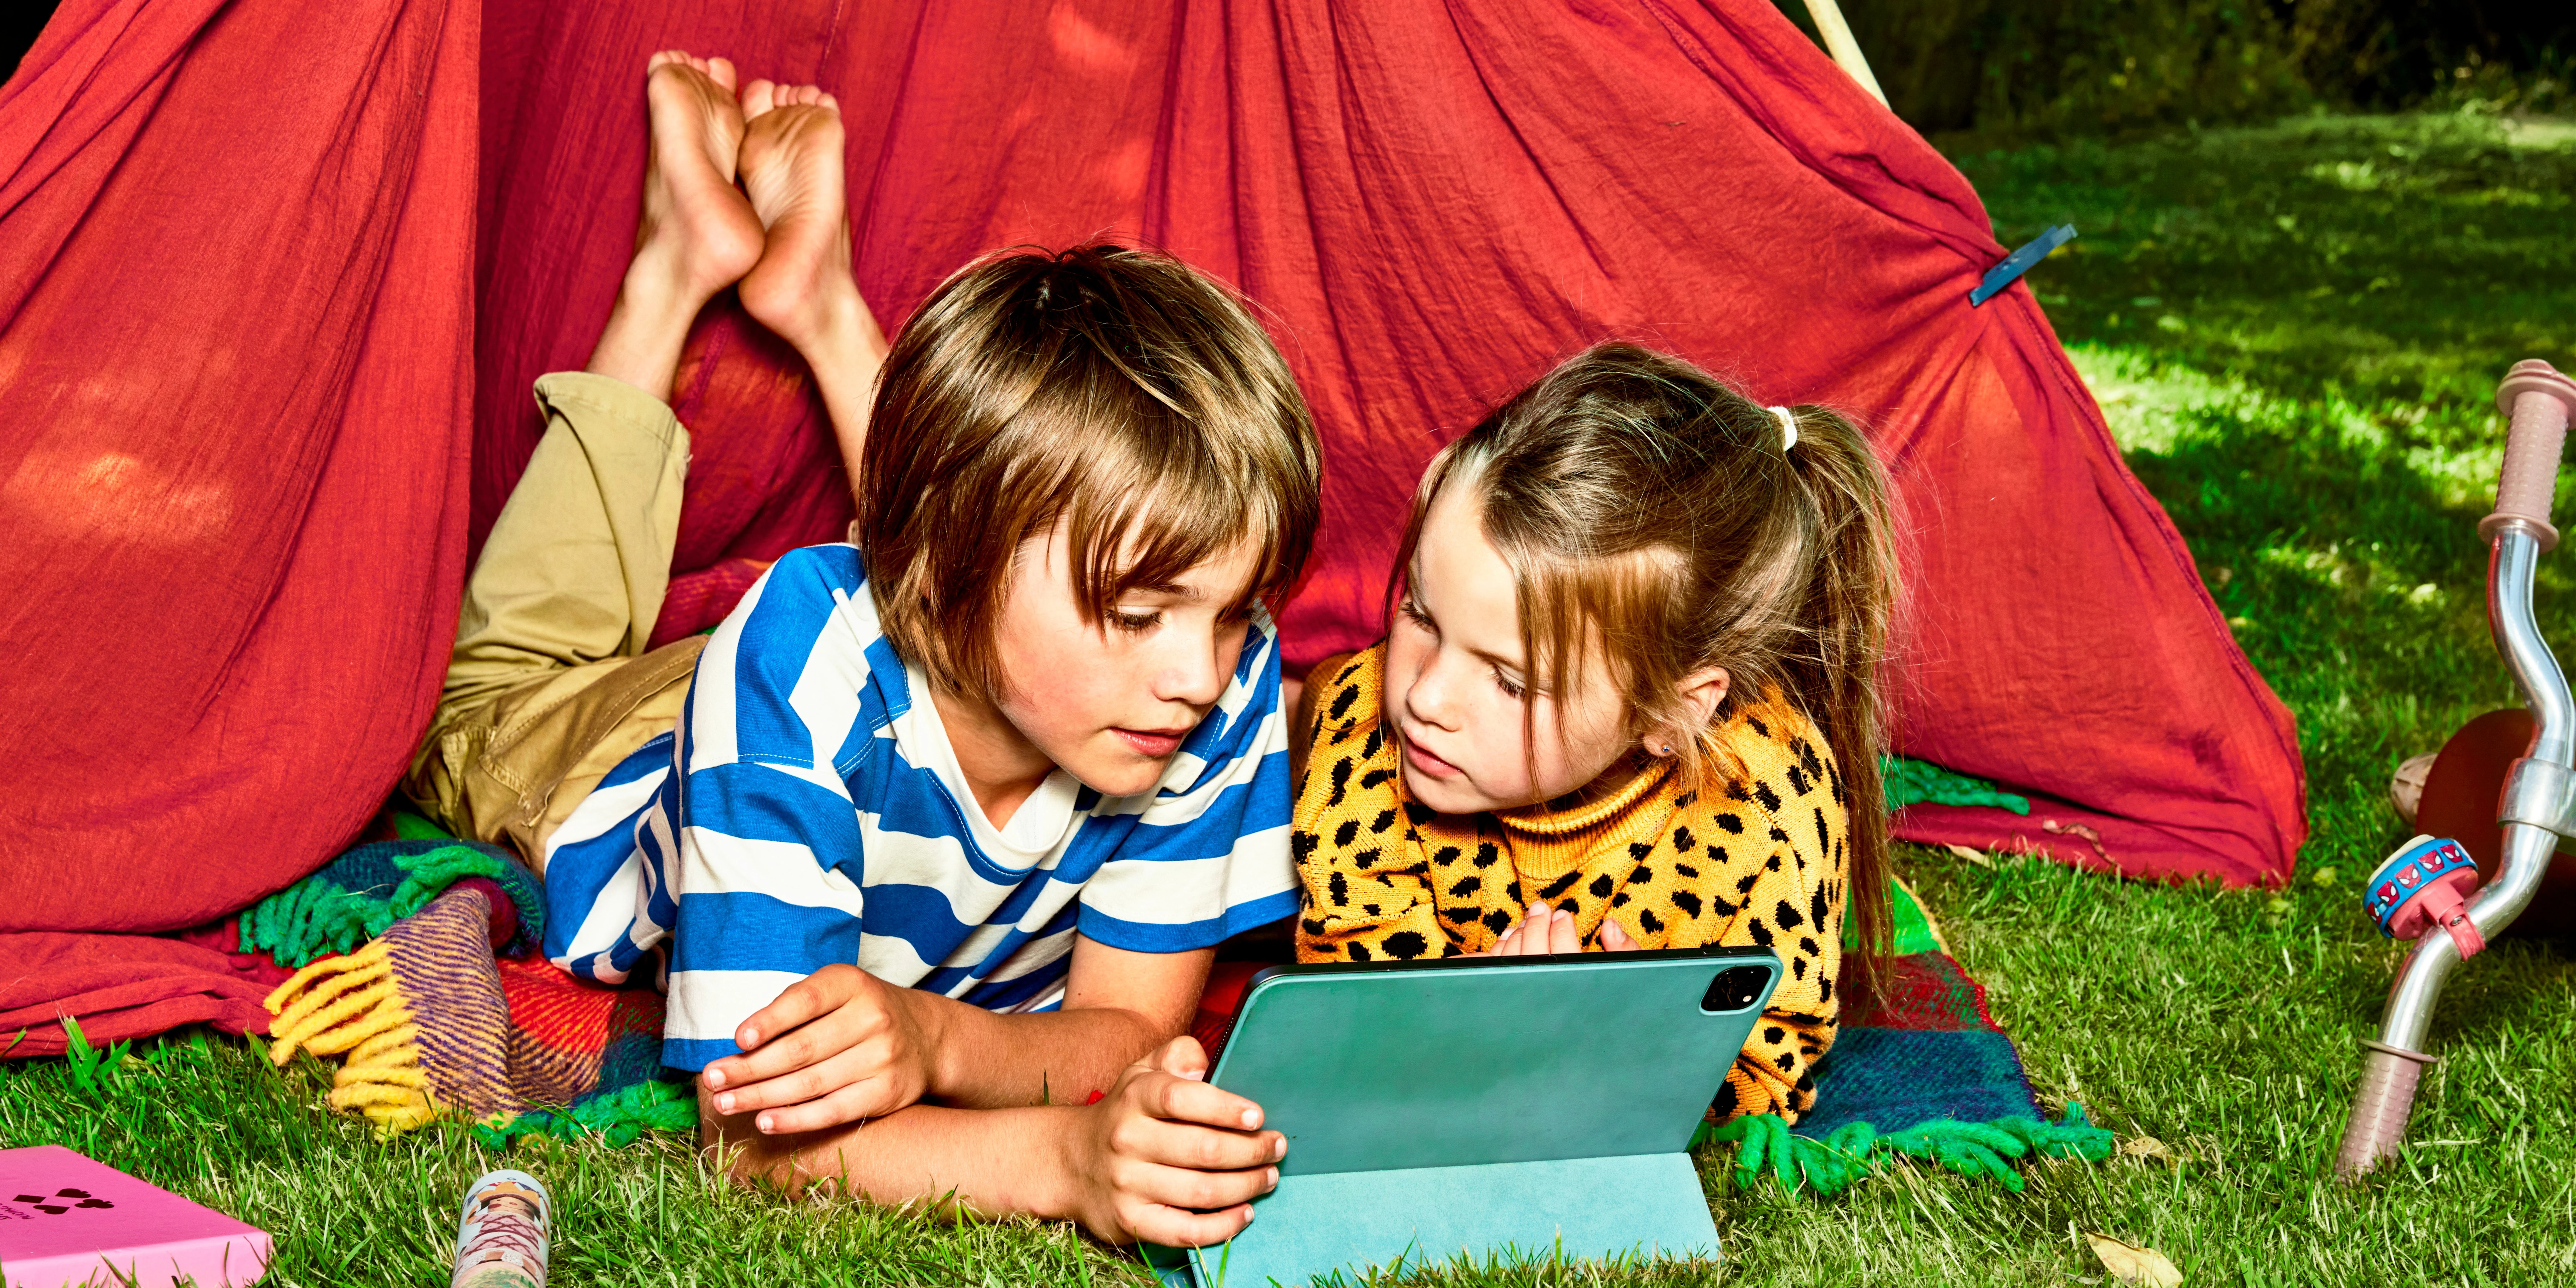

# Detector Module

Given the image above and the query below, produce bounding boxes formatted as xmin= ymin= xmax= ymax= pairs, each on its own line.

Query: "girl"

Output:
xmin=1291 ymin=342 xmax=1897 ymax=1124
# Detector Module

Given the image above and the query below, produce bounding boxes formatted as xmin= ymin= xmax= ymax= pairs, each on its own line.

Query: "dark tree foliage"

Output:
xmin=1817 ymin=0 xmax=2572 ymax=135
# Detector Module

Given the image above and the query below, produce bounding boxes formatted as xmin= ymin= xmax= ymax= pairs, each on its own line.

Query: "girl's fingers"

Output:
xmin=1600 ymin=918 xmax=1640 ymax=952
xmin=1548 ymin=907 xmax=1580 ymax=954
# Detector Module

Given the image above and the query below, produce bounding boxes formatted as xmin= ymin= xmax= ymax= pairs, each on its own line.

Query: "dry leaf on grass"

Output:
xmin=2086 ymin=1233 xmax=2183 ymax=1286
xmin=1945 ymin=843 xmax=1993 ymax=867
xmin=2119 ymin=1134 xmax=2174 ymax=1162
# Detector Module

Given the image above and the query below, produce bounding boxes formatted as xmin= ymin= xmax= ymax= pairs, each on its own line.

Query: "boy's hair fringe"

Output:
xmin=1388 ymin=341 xmax=1901 ymax=981
xmin=857 ymin=244 xmax=1323 ymax=700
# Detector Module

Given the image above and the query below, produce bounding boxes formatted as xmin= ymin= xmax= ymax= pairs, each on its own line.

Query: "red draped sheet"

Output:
xmin=0 ymin=0 xmax=2302 ymax=1053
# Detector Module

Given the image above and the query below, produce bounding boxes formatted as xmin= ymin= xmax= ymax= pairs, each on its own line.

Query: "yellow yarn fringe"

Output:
xmin=263 ymin=939 xmax=443 ymax=1135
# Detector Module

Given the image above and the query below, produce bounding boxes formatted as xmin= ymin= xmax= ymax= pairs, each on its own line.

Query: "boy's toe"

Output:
xmin=707 ymin=56 xmax=737 ymax=91
xmin=741 ymin=79 xmax=778 ymax=116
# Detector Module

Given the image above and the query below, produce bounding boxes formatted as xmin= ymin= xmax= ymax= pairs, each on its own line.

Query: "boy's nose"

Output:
xmin=1154 ymin=629 xmax=1228 ymax=708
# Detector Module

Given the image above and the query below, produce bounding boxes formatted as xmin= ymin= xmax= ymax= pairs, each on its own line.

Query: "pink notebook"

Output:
xmin=0 ymin=1147 xmax=269 ymax=1288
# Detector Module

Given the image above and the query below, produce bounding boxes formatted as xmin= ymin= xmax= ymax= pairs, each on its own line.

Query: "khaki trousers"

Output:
xmin=404 ymin=372 xmax=707 ymax=870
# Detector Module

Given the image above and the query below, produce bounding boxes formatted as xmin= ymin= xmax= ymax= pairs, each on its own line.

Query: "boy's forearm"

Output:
xmin=913 ymin=990 xmax=1171 ymax=1110
xmin=705 ymin=1084 xmax=1085 ymax=1219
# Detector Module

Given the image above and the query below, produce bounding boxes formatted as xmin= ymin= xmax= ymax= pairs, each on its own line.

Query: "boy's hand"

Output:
xmin=1059 ymin=1037 xmax=1285 ymax=1246
xmin=1480 ymin=900 xmax=1641 ymax=956
xmin=700 ymin=963 xmax=942 ymax=1133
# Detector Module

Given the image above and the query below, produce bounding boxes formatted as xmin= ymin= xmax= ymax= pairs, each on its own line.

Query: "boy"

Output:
xmin=410 ymin=52 xmax=1319 ymax=1248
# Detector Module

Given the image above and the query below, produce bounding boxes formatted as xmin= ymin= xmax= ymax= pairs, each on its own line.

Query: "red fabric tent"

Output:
xmin=0 ymin=0 xmax=2303 ymax=1054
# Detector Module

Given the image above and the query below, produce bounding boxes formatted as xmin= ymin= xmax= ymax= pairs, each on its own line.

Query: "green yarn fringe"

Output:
xmin=1698 ymin=1105 xmax=2112 ymax=1196
xmin=470 ymin=1079 xmax=700 ymax=1151
xmin=1881 ymin=755 xmax=2031 ymax=816
xmin=237 ymin=844 xmax=508 ymax=968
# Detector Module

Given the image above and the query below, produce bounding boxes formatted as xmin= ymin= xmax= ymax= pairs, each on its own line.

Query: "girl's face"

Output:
xmin=1383 ymin=483 xmax=1640 ymax=814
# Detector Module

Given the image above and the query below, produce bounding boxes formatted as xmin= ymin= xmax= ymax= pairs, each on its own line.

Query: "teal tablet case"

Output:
xmin=1143 ymin=948 xmax=1781 ymax=1287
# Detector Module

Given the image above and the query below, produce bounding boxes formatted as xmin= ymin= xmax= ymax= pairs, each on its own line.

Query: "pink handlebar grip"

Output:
xmin=2480 ymin=359 xmax=2576 ymax=550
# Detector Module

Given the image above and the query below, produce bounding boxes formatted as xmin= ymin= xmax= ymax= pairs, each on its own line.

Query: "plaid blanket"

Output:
xmin=1704 ymin=876 xmax=2111 ymax=1194
xmin=256 ymin=836 xmax=690 ymax=1143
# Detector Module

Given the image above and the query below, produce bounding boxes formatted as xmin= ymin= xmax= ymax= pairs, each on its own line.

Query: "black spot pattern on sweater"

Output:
xmin=1328 ymin=871 xmax=1349 ymax=906
xmin=1348 ymin=942 xmax=1372 ymax=962
xmin=1370 ymin=808 xmax=1398 ymax=834
xmin=1753 ymin=781 xmax=1782 ymax=812
xmin=1639 ymin=908 xmax=1665 ymax=934
xmin=1327 ymin=758 xmax=1354 ymax=807
xmin=1746 ymin=917 xmax=1773 ymax=947
xmin=1484 ymin=909 xmax=1515 ymax=934
xmin=1473 ymin=842 xmax=1501 ymax=868
xmin=1334 ymin=819 xmax=1359 ymax=847
xmin=1384 ymin=931 xmax=1429 ymax=960
xmin=1328 ymin=684 xmax=1359 ymax=721
xmin=1449 ymin=876 xmax=1482 ymax=898
xmin=1352 ymin=848 xmax=1380 ymax=869
xmin=1538 ymin=872 xmax=1582 ymax=900
xmin=1775 ymin=900 xmax=1805 ymax=931
xmin=1590 ymin=874 xmax=1615 ymax=898
xmin=1671 ymin=890 xmax=1703 ymax=917
xmin=1432 ymin=845 xmax=1462 ymax=867
xmin=1672 ymin=826 xmax=1696 ymax=852
xmin=1361 ymin=727 xmax=1384 ymax=760
xmin=1361 ymin=768 xmax=1393 ymax=791
xmin=1786 ymin=764 xmax=1810 ymax=796
xmin=1715 ymin=813 xmax=1744 ymax=834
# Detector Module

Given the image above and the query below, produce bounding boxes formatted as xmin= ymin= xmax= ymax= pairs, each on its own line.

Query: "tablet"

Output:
xmin=1147 ymin=946 xmax=1781 ymax=1287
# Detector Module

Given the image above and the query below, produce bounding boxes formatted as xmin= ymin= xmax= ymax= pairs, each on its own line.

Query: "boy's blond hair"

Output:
xmin=858 ymin=244 xmax=1322 ymax=699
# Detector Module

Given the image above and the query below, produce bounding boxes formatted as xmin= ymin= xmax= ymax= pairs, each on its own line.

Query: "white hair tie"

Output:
xmin=1768 ymin=405 xmax=1798 ymax=451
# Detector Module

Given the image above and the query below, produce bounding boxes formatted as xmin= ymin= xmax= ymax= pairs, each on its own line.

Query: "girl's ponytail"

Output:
xmin=1776 ymin=405 xmax=1899 ymax=978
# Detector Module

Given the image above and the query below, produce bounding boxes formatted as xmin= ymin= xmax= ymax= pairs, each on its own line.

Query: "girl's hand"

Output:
xmin=1481 ymin=900 xmax=1642 ymax=956
xmin=700 ymin=963 xmax=941 ymax=1134
xmin=1060 ymin=1037 xmax=1286 ymax=1246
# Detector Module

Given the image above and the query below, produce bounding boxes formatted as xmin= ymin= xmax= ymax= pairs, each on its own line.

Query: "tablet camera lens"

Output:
xmin=1702 ymin=965 xmax=1768 ymax=1013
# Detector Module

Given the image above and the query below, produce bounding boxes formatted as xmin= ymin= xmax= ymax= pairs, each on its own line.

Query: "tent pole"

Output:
xmin=1797 ymin=0 xmax=1889 ymax=108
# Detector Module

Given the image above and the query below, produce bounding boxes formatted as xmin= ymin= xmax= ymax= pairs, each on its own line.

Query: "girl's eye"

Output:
xmin=1492 ymin=666 xmax=1526 ymax=700
xmin=1399 ymin=598 xmax=1434 ymax=630
xmin=1109 ymin=609 xmax=1164 ymax=633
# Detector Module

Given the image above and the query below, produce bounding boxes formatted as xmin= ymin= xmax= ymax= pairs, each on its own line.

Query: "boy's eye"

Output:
xmin=1399 ymin=598 xmax=1434 ymax=630
xmin=1108 ymin=608 xmax=1164 ymax=633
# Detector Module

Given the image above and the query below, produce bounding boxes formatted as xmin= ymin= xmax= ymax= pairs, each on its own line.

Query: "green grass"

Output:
xmin=5 ymin=107 xmax=2574 ymax=1285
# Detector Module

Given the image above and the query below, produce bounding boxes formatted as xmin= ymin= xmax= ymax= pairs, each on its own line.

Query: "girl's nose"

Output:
xmin=1403 ymin=651 xmax=1463 ymax=731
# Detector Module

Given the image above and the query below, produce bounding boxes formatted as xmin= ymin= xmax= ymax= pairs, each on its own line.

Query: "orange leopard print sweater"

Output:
xmin=1291 ymin=646 xmax=1847 ymax=1123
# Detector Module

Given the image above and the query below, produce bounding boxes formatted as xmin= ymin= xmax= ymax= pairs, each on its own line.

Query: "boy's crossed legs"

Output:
xmin=411 ymin=53 xmax=885 ymax=857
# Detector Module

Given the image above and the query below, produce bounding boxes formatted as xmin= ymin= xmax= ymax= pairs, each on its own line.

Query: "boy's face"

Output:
xmin=986 ymin=521 xmax=1263 ymax=799
xmin=1382 ymin=483 xmax=1635 ymax=814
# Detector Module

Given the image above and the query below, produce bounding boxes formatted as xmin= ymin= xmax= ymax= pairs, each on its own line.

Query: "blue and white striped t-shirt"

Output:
xmin=540 ymin=544 xmax=1298 ymax=1071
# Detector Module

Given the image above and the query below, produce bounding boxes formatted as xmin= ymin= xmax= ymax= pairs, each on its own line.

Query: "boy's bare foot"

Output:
xmin=736 ymin=80 xmax=876 ymax=357
xmin=635 ymin=52 xmax=764 ymax=306
xmin=589 ymin=52 xmax=766 ymax=399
